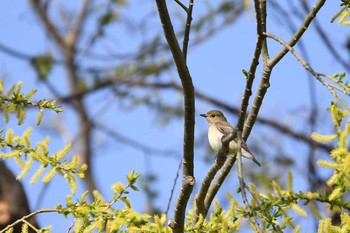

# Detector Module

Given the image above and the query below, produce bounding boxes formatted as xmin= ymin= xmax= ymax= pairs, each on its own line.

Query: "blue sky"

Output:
xmin=0 ymin=0 xmax=348 ymax=232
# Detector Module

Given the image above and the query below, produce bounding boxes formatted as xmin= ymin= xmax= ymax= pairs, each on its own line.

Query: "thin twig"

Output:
xmin=94 ymin=122 xmax=179 ymax=158
xmin=236 ymin=0 xmax=266 ymax=133
xmin=243 ymin=0 xmax=327 ymax=140
xmin=30 ymin=0 xmax=66 ymax=49
xmin=0 ymin=209 xmax=57 ymax=233
xmin=175 ymin=0 xmax=188 ymax=12
xmin=236 ymin=131 xmax=262 ymax=233
xmin=0 ymin=42 xmax=33 ymax=60
xmin=300 ymin=0 xmax=350 ymax=73
xmin=57 ymin=78 xmax=333 ymax=152
xmin=265 ymin=32 xmax=350 ymax=112
xmin=269 ymin=0 xmax=326 ymax=67
xmin=182 ymin=0 xmax=194 ymax=61
xmin=165 ymin=159 xmax=183 ymax=216
xmin=66 ymin=220 xmax=76 ymax=233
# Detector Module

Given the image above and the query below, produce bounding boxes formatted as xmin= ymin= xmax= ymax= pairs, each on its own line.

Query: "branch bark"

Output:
xmin=236 ymin=0 xmax=266 ymax=133
xmin=194 ymin=130 xmax=236 ymax=222
xmin=155 ymin=1 xmax=195 ymax=232
xmin=243 ymin=0 xmax=326 ymax=140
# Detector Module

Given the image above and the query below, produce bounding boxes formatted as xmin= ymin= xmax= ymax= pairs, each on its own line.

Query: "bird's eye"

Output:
xmin=211 ymin=114 xmax=216 ymax=118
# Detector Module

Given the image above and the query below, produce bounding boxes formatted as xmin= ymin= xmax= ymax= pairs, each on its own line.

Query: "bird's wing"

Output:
xmin=240 ymin=140 xmax=252 ymax=154
xmin=215 ymin=121 xmax=260 ymax=166
xmin=215 ymin=121 xmax=234 ymax=136
xmin=215 ymin=121 xmax=252 ymax=152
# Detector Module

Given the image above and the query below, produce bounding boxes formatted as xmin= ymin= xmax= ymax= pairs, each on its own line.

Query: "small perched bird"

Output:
xmin=200 ymin=110 xmax=261 ymax=166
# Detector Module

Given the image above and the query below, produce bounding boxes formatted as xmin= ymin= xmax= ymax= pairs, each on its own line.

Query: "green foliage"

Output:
xmin=55 ymin=170 xmax=172 ymax=233
xmin=2 ymin=83 xmax=350 ymax=232
xmin=317 ymin=103 xmax=350 ymax=205
xmin=317 ymin=213 xmax=350 ymax=232
xmin=332 ymin=1 xmax=350 ymax=24
xmin=185 ymin=101 xmax=350 ymax=232
xmin=0 ymin=81 xmax=85 ymax=195
xmin=0 ymin=128 xmax=87 ymax=194
xmin=187 ymin=196 xmax=242 ymax=232
xmin=31 ymin=53 xmax=54 ymax=80
xmin=0 ymin=81 xmax=62 ymax=125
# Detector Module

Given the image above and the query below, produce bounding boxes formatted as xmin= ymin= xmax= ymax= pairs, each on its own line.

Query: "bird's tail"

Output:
xmin=242 ymin=150 xmax=261 ymax=167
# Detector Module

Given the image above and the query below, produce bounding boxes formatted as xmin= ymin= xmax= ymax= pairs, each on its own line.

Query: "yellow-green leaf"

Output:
xmin=30 ymin=164 xmax=45 ymax=184
xmin=329 ymin=187 xmax=343 ymax=201
xmin=16 ymin=158 xmax=33 ymax=180
xmin=290 ymin=203 xmax=307 ymax=217
xmin=42 ymin=168 xmax=57 ymax=183
xmin=317 ymin=160 xmax=337 ymax=169
xmin=112 ymin=182 xmax=125 ymax=193
xmin=311 ymin=132 xmax=337 ymax=143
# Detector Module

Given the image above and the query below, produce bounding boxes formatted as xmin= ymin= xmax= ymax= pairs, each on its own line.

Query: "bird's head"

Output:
xmin=200 ymin=110 xmax=227 ymax=124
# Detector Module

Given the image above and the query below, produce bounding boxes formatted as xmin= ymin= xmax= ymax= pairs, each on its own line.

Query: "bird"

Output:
xmin=200 ymin=110 xmax=261 ymax=166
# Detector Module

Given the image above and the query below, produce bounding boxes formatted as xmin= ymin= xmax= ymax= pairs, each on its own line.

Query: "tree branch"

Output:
xmin=269 ymin=0 xmax=326 ymax=67
xmin=30 ymin=0 xmax=98 ymax=195
xmin=243 ymin=0 xmax=326 ymax=140
xmin=193 ymin=130 xmax=236 ymax=222
xmin=66 ymin=0 xmax=91 ymax=48
xmin=30 ymin=0 xmax=66 ymax=49
xmin=182 ymin=0 xmax=194 ymax=61
xmin=236 ymin=131 xmax=262 ymax=232
xmin=155 ymin=1 xmax=195 ymax=232
xmin=0 ymin=209 xmax=56 ymax=233
xmin=265 ymin=32 xmax=350 ymax=111
xmin=58 ymin=78 xmax=333 ymax=153
xmin=236 ymin=0 xmax=266 ymax=133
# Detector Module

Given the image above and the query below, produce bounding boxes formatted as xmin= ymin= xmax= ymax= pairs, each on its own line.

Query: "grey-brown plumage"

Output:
xmin=200 ymin=110 xmax=261 ymax=166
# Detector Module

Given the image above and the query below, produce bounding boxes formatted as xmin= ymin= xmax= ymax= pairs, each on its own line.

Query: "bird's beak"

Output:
xmin=200 ymin=113 xmax=207 ymax=118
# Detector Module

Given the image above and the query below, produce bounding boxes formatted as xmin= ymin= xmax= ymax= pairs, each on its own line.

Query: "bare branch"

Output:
xmin=94 ymin=122 xmax=179 ymax=158
xmin=243 ymin=0 xmax=326 ymax=140
xmin=155 ymin=0 xmax=195 ymax=231
xmin=66 ymin=0 xmax=91 ymax=48
xmin=269 ymin=0 xmax=326 ymax=67
xmin=236 ymin=0 xmax=266 ymax=134
xmin=0 ymin=42 xmax=33 ymax=60
xmin=300 ymin=0 xmax=350 ymax=73
xmin=30 ymin=0 xmax=98 ymax=195
xmin=0 ymin=209 xmax=56 ymax=233
xmin=182 ymin=0 xmax=194 ymax=61
xmin=165 ymin=160 xmax=182 ymax=216
xmin=30 ymin=0 xmax=66 ymax=49
xmin=265 ymin=32 xmax=350 ymax=111
xmin=174 ymin=0 xmax=188 ymax=13
xmin=236 ymin=131 xmax=262 ymax=232
xmin=58 ymin=78 xmax=333 ymax=153
xmin=204 ymin=153 xmax=236 ymax=213
xmin=194 ymin=130 xmax=236 ymax=222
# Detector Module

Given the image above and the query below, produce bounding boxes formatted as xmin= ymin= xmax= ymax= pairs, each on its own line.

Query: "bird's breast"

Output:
xmin=208 ymin=125 xmax=223 ymax=151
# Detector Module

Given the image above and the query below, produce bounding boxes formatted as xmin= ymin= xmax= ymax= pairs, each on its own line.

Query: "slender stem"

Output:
xmin=175 ymin=0 xmax=189 ymax=12
xmin=236 ymin=0 xmax=266 ymax=133
xmin=265 ymin=32 xmax=350 ymax=112
xmin=0 ymin=209 xmax=57 ymax=233
xmin=236 ymin=131 xmax=262 ymax=233
xmin=243 ymin=0 xmax=326 ymax=140
xmin=182 ymin=0 xmax=194 ymax=61
xmin=269 ymin=0 xmax=326 ymax=67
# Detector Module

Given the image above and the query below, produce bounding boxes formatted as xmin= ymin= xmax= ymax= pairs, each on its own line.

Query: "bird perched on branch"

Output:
xmin=200 ymin=110 xmax=261 ymax=166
